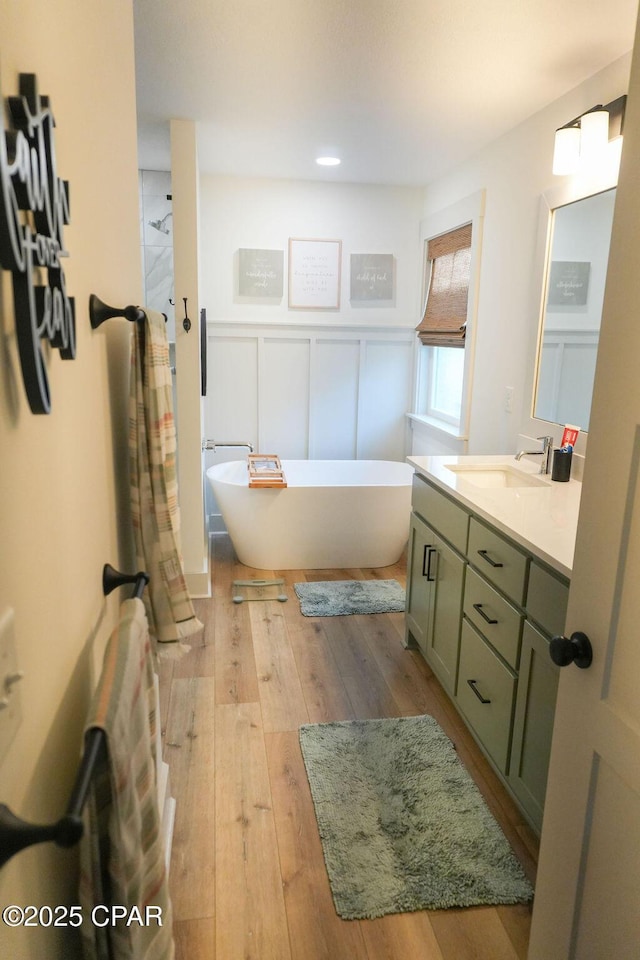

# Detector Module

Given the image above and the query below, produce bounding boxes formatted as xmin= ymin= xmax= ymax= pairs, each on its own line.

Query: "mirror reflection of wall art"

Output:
xmin=288 ymin=238 xmax=342 ymax=309
xmin=350 ymin=253 xmax=394 ymax=301
xmin=238 ymin=248 xmax=284 ymax=297
xmin=535 ymin=186 xmax=615 ymax=432
xmin=547 ymin=260 xmax=591 ymax=307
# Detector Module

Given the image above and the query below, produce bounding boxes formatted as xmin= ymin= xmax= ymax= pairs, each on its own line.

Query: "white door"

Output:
xmin=528 ymin=19 xmax=640 ymax=960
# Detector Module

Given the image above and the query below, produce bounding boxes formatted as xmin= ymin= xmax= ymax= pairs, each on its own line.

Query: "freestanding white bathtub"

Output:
xmin=206 ymin=459 xmax=413 ymax=570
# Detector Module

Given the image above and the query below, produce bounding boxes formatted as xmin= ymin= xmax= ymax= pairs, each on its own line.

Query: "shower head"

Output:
xmin=148 ymin=211 xmax=172 ymax=235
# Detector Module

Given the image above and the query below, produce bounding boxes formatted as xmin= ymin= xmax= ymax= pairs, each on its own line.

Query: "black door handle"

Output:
xmin=422 ymin=546 xmax=436 ymax=582
xmin=549 ymin=631 xmax=593 ymax=669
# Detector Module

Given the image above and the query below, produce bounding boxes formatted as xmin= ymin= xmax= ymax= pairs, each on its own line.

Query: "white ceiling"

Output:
xmin=133 ymin=0 xmax=638 ymax=186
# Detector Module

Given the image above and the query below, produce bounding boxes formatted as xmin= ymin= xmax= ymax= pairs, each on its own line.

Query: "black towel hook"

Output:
xmin=182 ymin=297 xmax=191 ymax=333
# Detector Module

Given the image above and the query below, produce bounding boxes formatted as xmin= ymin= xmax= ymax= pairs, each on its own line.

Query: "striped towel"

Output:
xmin=79 ymin=598 xmax=175 ymax=960
xmin=129 ymin=307 xmax=202 ymax=656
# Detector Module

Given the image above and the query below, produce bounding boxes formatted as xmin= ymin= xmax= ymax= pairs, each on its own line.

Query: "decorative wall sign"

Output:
xmin=350 ymin=253 xmax=394 ymax=301
xmin=288 ymin=238 xmax=341 ymax=309
xmin=0 ymin=73 xmax=75 ymax=414
xmin=238 ymin=248 xmax=283 ymax=297
xmin=547 ymin=261 xmax=591 ymax=307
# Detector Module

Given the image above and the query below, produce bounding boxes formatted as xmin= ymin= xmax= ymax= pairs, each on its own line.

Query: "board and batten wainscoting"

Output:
xmin=204 ymin=320 xmax=416 ymax=531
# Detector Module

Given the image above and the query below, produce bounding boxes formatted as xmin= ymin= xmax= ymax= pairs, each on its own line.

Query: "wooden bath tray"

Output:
xmin=248 ymin=453 xmax=287 ymax=488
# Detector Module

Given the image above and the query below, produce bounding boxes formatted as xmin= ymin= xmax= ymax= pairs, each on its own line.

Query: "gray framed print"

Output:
xmin=547 ymin=260 xmax=591 ymax=307
xmin=238 ymin=248 xmax=284 ymax=297
xmin=350 ymin=253 xmax=394 ymax=301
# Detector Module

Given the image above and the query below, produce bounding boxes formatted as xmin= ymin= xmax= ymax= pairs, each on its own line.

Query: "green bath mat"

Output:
xmin=299 ymin=714 xmax=533 ymax=919
xmin=293 ymin=579 xmax=405 ymax=617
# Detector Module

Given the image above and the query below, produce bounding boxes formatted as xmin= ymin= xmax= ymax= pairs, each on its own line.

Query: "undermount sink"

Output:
xmin=445 ymin=463 xmax=548 ymax=489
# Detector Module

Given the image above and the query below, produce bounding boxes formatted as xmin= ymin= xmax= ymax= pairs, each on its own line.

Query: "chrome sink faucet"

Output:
xmin=514 ymin=435 xmax=554 ymax=474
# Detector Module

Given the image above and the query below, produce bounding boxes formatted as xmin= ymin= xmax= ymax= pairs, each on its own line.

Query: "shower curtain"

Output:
xmin=129 ymin=307 xmax=202 ymax=656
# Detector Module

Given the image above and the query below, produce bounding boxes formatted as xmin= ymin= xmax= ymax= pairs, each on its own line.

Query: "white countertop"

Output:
xmin=407 ymin=454 xmax=582 ymax=579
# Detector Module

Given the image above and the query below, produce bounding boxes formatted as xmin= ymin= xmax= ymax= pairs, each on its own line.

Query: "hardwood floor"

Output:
xmin=158 ymin=535 xmax=538 ymax=960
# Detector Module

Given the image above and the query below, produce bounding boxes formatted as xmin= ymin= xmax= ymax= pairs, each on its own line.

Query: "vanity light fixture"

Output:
xmin=552 ymin=125 xmax=581 ymax=176
xmin=552 ymin=95 xmax=627 ymax=176
xmin=315 ymin=156 xmax=341 ymax=166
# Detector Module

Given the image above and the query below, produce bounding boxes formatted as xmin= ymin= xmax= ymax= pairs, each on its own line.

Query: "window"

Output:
xmin=424 ymin=347 xmax=465 ymax=424
xmin=416 ymin=223 xmax=472 ymax=348
xmin=413 ymin=192 xmax=484 ymax=437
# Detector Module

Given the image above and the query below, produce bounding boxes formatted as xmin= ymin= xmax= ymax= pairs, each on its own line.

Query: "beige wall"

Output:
xmin=0 ymin=3 xmax=141 ymax=957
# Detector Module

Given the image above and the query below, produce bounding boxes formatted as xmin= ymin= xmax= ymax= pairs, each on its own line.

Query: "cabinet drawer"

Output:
xmin=456 ymin=620 xmax=517 ymax=775
xmin=526 ymin=562 xmax=569 ymax=637
xmin=463 ymin=566 xmax=523 ymax=669
xmin=468 ymin=518 xmax=528 ymax=604
xmin=411 ymin=475 xmax=468 ymax=554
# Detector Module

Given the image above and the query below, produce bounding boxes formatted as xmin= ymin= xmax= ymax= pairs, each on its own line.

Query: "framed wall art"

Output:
xmin=350 ymin=253 xmax=394 ymax=301
xmin=288 ymin=237 xmax=342 ymax=309
xmin=238 ymin=248 xmax=284 ymax=297
xmin=547 ymin=260 xmax=591 ymax=307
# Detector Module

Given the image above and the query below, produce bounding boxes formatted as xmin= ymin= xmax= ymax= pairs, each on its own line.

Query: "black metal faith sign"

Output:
xmin=0 ymin=73 xmax=75 ymax=414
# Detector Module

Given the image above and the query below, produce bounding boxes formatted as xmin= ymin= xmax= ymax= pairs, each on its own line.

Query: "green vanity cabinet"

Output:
xmin=468 ymin=517 xmax=528 ymax=607
xmin=404 ymin=470 xmax=570 ymax=834
xmin=405 ymin=511 xmax=466 ymax=696
xmin=410 ymin=473 xmax=469 ymax=554
xmin=508 ymin=622 xmax=560 ymax=833
xmin=463 ymin=566 xmax=523 ymax=670
xmin=405 ymin=475 xmax=468 ymax=696
xmin=456 ymin=618 xmax=517 ymax=773
xmin=405 ymin=512 xmax=433 ymax=654
xmin=508 ymin=560 xmax=567 ymax=833
xmin=456 ymin=519 xmax=526 ymax=775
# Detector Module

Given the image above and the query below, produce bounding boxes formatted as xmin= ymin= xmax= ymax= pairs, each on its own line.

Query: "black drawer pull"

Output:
xmin=472 ymin=602 xmax=498 ymax=625
xmin=422 ymin=545 xmax=436 ymax=582
xmin=467 ymin=679 xmax=491 ymax=704
xmin=477 ymin=549 xmax=503 ymax=568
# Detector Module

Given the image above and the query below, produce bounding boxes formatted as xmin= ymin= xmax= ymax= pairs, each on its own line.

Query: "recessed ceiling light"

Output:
xmin=316 ymin=156 xmax=341 ymax=166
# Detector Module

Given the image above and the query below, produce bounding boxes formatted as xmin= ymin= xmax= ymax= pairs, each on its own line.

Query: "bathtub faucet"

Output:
xmin=202 ymin=439 xmax=254 ymax=453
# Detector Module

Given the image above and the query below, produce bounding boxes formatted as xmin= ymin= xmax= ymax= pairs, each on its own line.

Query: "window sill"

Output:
xmin=406 ymin=413 xmax=469 ymax=442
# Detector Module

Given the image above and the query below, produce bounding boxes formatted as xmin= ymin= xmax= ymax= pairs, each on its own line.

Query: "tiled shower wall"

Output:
xmin=139 ymin=169 xmax=176 ymax=341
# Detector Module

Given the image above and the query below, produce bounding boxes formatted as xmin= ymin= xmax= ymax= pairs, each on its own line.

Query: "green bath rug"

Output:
xmin=293 ymin=579 xmax=405 ymax=617
xmin=299 ymin=714 xmax=533 ymax=919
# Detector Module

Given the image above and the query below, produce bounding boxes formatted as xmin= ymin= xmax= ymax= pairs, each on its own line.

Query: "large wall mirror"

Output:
xmin=534 ymin=184 xmax=616 ymax=431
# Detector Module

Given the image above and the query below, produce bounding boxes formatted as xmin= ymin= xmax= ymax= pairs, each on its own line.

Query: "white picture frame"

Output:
xmin=288 ymin=237 xmax=342 ymax=309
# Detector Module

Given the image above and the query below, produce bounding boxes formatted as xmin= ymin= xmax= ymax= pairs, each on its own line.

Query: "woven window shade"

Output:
xmin=416 ymin=223 xmax=473 ymax=347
